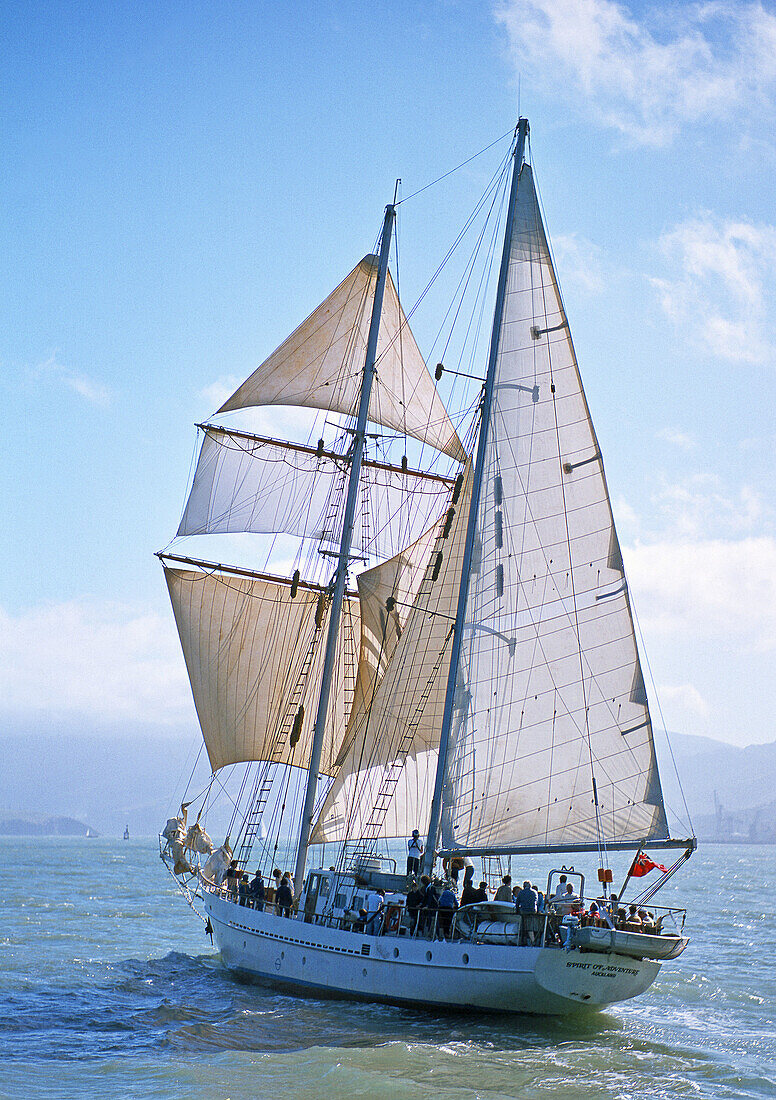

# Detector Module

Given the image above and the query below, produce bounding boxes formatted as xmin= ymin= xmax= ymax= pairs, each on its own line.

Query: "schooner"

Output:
xmin=159 ymin=120 xmax=695 ymax=1014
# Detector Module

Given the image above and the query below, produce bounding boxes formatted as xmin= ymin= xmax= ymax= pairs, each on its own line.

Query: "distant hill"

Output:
xmin=654 ymin=729 xmax=776 ymax=841
xmin=0 ymin=813 xmax=98 ymax=837
xmin=1 ymin=721 xmax=775 ymax=841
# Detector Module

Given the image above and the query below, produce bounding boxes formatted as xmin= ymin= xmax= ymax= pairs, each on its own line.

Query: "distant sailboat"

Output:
xmin=158 ymin=119 xmax=695 ymax=1014
xmin=123 ymin=826 xmax=130 ymax=841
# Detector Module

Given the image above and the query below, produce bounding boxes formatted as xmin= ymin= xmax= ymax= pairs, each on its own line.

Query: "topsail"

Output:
xmin=218 ymin=256 xmax=466 ymax=463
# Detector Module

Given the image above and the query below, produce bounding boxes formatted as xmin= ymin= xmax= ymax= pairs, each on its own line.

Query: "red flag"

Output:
xmin=630 ymin=852 xmax=668 ymax=878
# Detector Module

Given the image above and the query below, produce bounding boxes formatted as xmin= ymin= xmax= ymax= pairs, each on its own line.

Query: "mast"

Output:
xmin=293 ymin=202 xmax=396 ymax=892
xmin=422 ymin=119 xmax=529 ymax=874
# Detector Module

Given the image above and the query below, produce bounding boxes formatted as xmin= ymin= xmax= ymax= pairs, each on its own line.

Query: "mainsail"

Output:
xmin=439 ymin=165 xmax=668 ymax=852
xmin=217 ymin=256 xmax=466 ymax=463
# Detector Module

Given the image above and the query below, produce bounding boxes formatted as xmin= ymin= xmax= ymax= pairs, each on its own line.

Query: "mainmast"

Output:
xmin=293 ymin=202 xmax=396 ymax=892
xmin=422 ymin=119 xmax=529 ymax=874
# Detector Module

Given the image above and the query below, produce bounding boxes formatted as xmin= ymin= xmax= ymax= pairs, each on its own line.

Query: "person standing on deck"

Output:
xmin=407 ymin=830 xmax=424 ymax=876
xmin=495 ymin=875 xmax=513 ymax=901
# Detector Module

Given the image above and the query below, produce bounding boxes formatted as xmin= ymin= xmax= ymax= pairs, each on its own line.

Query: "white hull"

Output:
xmin=205 ymin=893 xmax=661 ymax=1016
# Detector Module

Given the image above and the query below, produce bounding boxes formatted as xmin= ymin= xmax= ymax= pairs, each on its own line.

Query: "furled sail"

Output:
xmin=217 ymin=256 xmax=466 ymax=463
xmin=177 ymin=426 xmax=452 ymax=560
xmin=441 ymin=165 xmax=668 ymax=852
xmin=164 ymin=566 xmax=359 ymax=774
xmin=311 ymin=464 xmax=472 ymax=844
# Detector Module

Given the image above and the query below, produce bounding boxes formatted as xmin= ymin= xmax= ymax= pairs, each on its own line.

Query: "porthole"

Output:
xmin=426 ymin=951 xmax=433 ymax=961
xmin=393 ymin=947 xmax=399 ymax=958
xmin=362 ymin=967 xmax=368 ymax=977
xmin=281 ymin=951 xmax=285 ymax=959
xmin=462 ymin=953 xmax=469 ymax=964
xmin=302 ymin=956 xmax=306 ymax=965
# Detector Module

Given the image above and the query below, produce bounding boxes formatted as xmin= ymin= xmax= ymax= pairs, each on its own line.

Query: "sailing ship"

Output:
xmin=159 ymin=119 xmax=696 ymax=1014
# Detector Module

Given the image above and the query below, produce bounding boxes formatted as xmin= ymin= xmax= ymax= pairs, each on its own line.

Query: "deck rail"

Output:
xmin=199 ymin=876 xmax=687 ymax=947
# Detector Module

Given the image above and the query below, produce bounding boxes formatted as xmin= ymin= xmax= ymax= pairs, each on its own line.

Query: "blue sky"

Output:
xmin=2 ymin=0 xmax=776 ymax=749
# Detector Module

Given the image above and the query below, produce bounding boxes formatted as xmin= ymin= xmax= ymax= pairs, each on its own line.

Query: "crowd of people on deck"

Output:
xmin=225 ymin=863 xmax=296 ymax=915
xmin=217 ymin=834 xmax=661 ymax=941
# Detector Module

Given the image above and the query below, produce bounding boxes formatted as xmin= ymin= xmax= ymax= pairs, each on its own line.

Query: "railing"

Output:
xmin=201 ymin=881 xmax=687 ymax=947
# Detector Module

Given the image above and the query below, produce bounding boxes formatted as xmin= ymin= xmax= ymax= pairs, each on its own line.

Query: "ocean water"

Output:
xmin=1 ymin=839 xmax=774 ymax=1099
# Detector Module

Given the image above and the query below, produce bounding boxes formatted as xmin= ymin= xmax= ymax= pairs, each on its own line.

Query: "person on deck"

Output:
xmin=555 ymin=883 xmax=580 ymax=916
xmin=515 ymin=880 xmax=540 ymax=945
xmin=250 ymin=870 xmax=265 ymax=911
xmin=275 ymin=876 xmax=294 ymax=917
xmin=420 ymin=874 xmax=439 ymax=936
xmin=437 ymin=883 xmax=458 ymax=939
xmin=407 ymin=830 xmax=424 ymax=876
xmin=405 ymin=882 xmax=425 ymax=934
xmin=238 ymin=877 xmax=249 ymax=906
xmin=364 ymin=888 xmax=385 ymax=934
xmin=551 ymin=875 xmax=568 ymax=904
xmin=460 ymin=870 xmax=481 ymax=907
xmin=495 ymin=875 xmax=513 ymax=902
xmin=225 ymin=861 xmax=239 ymax=898
xmin=472 ymin=880 xmax=489 ymax=903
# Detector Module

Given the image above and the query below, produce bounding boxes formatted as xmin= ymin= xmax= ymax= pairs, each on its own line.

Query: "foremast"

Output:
xmin=293 ymin=202 xmax=396 ymax=892
xmin=422 ymin=119 xmax=529 ymax=874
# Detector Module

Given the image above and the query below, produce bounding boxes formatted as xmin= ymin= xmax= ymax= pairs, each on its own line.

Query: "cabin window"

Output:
xmin=319 ymin=878 xmax=330 ymax=897
xmin=334 ymin=892 xmax=347 ymax=908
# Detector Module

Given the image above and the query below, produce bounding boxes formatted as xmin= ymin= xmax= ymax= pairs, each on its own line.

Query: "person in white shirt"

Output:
xmin=364 ymin=888 xmax=385 ymax=934
xmin=551 ymin=874 xmax=568 ymax=903
xmin=407 ymin=830 xmax=424 ymax=876
xmin=554 ymin=883 xmax=580 ymax=916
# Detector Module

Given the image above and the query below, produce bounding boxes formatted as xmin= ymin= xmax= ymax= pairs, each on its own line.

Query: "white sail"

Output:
xmin=311 ymin=465 xmax=472 ymax=844
xmin=217 ymin=256 xmax=466 ymax=463
xmin=164 ymin=566 xmax=359 ymax=775
xmin=177 ymin=427 xmax=452 ymax=559
xmin=441 ymin=165 xmax=668 ymax=852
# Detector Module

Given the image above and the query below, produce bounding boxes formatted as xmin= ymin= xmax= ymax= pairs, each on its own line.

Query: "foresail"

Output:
xmin=217 ymin=257 xmax=466 ymax=462
xmin=441 ymin=165 xmax=668 ymax=852
xmin=164 ymin=566 xmax=359 ymax=775
xmin=177 ymin=427 xmax=451 ymax=560
xmin=311 ymin=464 xmax=472 ymax=845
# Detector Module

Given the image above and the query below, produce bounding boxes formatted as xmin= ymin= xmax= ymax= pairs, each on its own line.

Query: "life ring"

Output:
xmin=384 ymin=904 xmax=402 ymax=935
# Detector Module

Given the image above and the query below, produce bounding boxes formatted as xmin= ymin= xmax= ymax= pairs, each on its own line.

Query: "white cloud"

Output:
xmin=34 ymin=353 xmax=111 ymax=406
xmin=496 ymin=0 xmax=776 ymax=145
xmin=657 ymin=428 xmax=695 ymax=450
xmin=0 ymin=600 xmax=192 ymax=727
xmin=625 ymin=535 xmax=776 ymax=650
xmin=657 ymin=682 xmax=709 ymax=718
xmin=199 ymin=374 xmax=331 ymax=442
xmin=648 ymin=473 xmax=768 ymax=541
xmin=198 ymin=375 xmax=242 ymax=412
xmin=651 ymin=214 xmax=776 ymax=364
xmin=552 ymin=233 xmax=604 ymax=294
